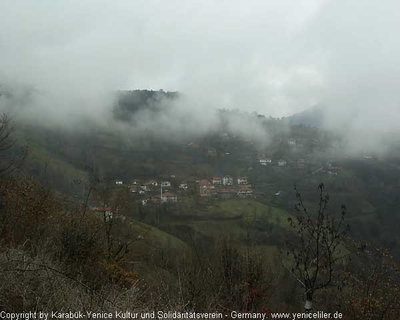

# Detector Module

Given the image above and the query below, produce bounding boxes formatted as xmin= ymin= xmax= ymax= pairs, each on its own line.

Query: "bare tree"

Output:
xmin=76 ymin=167 xmax=140 ymax=263
xmin=0 ymin=114 xmax=27 ymax=176
xmin=339 ymin=247 xmax=400 ymax=320
xmin=282 ymin=183 xmax=350 ymax=311
xmin=0 ymin=114 xmax=13 ymax=150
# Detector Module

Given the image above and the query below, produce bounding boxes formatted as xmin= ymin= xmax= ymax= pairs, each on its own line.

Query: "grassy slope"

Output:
xmin=128 ymin=220 xmax=190 ymax=252
xmin=171 ymin=199 xmax=291 ymax=244
xmin=203 ymin=199 xmax=290 ymax=226
xmin=15 ymin=127 xmax=87 ymax=185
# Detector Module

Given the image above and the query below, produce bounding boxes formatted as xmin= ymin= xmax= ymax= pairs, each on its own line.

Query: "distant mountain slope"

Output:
xmin=113 ymin=89 xmax=179 ymax=122
xmin=284 ymin=106 xmax=325 ymax=128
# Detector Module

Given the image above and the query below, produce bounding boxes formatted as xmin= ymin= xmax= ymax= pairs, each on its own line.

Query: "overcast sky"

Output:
xmin=1 ymin=0 xmax=400 ymax=126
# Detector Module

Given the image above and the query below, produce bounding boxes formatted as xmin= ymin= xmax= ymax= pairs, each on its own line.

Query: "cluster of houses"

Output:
xmin=257 ymin=155 xmax=308 ymax=170
xmin=114 ymin=175 xmax=257 ymax=204
xmin=115 ymin=179 xmax=170 ymax=192
xmin=257 ymin=155 xmax=287 ymax=167
xmin=198 ymin=176 xmax=253 ymax=199
xmin=141 ymin=192 xmax=178 ymax=206
xmin=115 ymin=179 xmax=179 ymax=204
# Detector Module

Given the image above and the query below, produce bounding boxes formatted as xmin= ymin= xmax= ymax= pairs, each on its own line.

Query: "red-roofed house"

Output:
xmin=92 ymin=206 xmax=113 ymax=221
xmin=198 ymin=180 xmax=214 ymax=197
xmin=161 ymin=192 xmax=178 ymax=203
xmin=236 ymin=185 xmax=253 ymax=198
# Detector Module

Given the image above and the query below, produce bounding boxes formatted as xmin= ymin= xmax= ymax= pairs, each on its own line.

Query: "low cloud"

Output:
xmin=1 ymin=0 xmax=400 ymax=154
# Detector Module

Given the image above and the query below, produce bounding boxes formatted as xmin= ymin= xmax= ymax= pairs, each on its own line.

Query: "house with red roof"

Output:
xmin=236 ymin=185 xmax=253 ymax=198
xmin=161 ymin=192 xmax=178 ymax=203
xmin=198 ymin=180 xmax=214 ymax=197
xmin=92 ymin=206 xmax=113 ymax=221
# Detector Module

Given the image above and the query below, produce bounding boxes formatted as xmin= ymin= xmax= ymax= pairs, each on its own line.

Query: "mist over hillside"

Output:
xmin=285 ymin=106 xmax=325 ymax=128
xmin=3 ymin=85 xmax=399 ymax=160
xmin=1 ymin=0 xmax=400 ymax=316
xmin=2 ymin=0 xmax=400 ymax=159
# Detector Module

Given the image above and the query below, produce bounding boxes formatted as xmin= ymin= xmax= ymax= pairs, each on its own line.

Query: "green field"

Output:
xmin=164 ymin=199 xmax=292 ymax=245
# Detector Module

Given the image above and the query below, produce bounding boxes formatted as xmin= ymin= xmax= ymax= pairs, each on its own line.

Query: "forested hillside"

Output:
xmin=0 ymin=91 xmax=400 ymax=317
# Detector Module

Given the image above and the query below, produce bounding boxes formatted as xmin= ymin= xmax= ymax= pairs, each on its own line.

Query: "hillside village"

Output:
xmin=111 ymin=174 xmax=254 ymax=205
xmin=106 ymin=145 xmax=346 ymax=210
xmin=3 ymin=0 xmax=400 ymax=314
xmin=82 ymin=132 xmax=349 ymax=222
xmin=2 ymin=99 xmax=399 ymax=316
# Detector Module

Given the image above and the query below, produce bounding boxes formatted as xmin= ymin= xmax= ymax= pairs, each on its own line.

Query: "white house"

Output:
xmin=161 ymin=192 xmax=178 ymax=203
xmin=212 ymin=176 xmax=222 ymax=185
xmin=115 ymin=180 xmax=123 ymax=185
xmin=222 ymin=176 xmax=234 ymax=186
xmin=140 ymin=185 xmax=150 ymax=192
xmin=92 ymin=206 xmax=113 ymax=222
xmin=259 ymin=158 xmax=271 ymax=166
xmin=278 ymin=159 xmax=287 ymax=167
xmin=145 ymin=180 xmax=158 ymax=187
xmin=161 ymin=181 xmax=171 ymax=187
xmin=179 ymin=182 xmax=188 ymax=190
xmin=237 ymin=176 xmax=248 ymax=185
